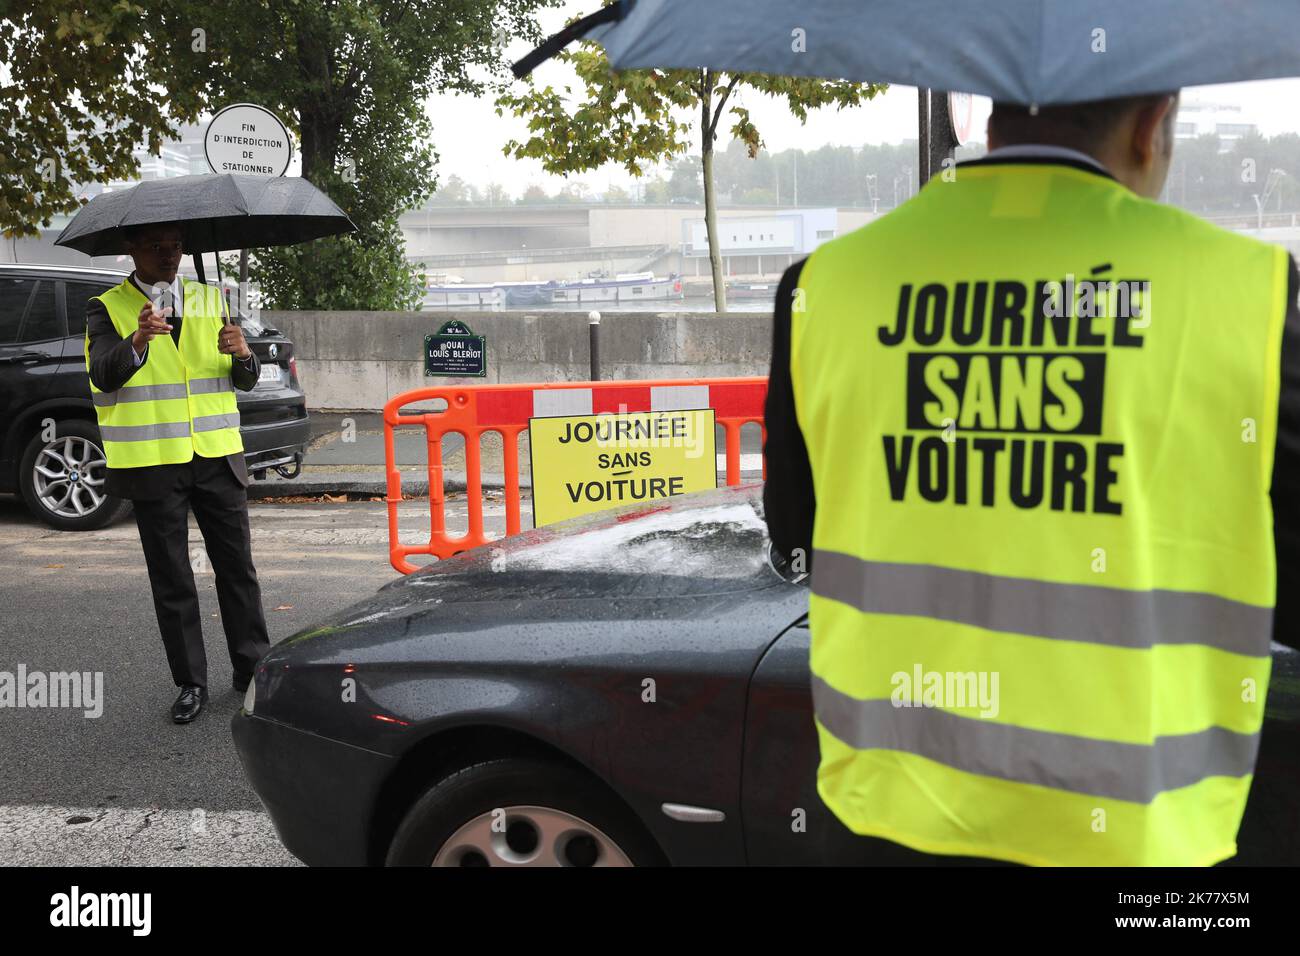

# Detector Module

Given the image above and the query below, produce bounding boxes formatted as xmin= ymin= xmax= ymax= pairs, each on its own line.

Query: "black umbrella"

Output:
xmin=54 ymin=173 xmax=356 ymax=258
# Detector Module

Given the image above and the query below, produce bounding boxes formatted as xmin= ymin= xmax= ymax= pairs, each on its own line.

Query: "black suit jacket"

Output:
xmin=85 ymin=273 xmax=260 ymax=501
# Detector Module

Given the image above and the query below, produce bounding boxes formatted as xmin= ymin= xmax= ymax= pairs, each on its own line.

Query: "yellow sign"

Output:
xmin=529 ymin=409 xmax=717 ymax=526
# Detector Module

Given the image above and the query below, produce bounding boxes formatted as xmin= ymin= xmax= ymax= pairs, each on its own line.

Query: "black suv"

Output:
xmin=0 ymin=263 xmax=311 ymax=531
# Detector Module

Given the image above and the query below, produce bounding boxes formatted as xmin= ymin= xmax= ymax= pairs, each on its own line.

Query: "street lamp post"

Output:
xmin=1254 ymin=168 xmax=1288 ymax=230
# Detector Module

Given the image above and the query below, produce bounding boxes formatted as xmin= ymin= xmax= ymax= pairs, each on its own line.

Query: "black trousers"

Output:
xmin=132 ymin=454 xmax=270 ymax=688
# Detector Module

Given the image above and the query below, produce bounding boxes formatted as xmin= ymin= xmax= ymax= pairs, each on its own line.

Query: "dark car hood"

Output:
xmin=276 ymin=483 xmax=797 ymax=654
xmin=396 ymin=482 xmax=772 ymax=593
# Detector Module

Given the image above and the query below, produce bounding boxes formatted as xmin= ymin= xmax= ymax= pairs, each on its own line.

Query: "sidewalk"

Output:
xmin=246 ymin=412 xmax=519 ymax=499
xmin=247 ymin=411 xmax=763 ymax=499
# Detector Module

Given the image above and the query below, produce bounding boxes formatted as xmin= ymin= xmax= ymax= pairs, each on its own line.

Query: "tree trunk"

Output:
xmin=701 ymin=72 xmax=727 ymax=313
xmin=298 ymin=105 xmax=340 ymax=187
xmin=702 ymin=146 xmax=727 ymax=313
xmin=294 ymin=18 xmax=340 ymax=189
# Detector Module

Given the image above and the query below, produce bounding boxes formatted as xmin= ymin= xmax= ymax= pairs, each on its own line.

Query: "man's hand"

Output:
xmin=218 ymin=323 xmax=253 ymax=360
xmin=131 ymin=301 xmax=173 ymax=352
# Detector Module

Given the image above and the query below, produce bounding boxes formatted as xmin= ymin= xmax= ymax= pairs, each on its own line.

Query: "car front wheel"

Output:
xmin=386 ymin=757 xmax=665 ymax=867
xmin=18 ymin=420 xmax=131 ymax=531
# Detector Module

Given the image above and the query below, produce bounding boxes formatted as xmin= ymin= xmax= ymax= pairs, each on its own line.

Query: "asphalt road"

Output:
xmin=0 ymin=491 xmax=524 ymax=866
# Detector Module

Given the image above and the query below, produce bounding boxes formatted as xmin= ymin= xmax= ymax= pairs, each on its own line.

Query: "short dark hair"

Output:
xmin=989 ymin=92 xmax=1178 ymax=152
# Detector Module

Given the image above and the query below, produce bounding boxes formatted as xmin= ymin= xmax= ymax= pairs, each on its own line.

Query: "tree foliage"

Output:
xmin=194 ymin=0 xmax=558 ymax=310
xmin=1164 ymin=131 xmax=1300 ymax=215
xmin=2 ymin=0 xmax=559 ymax=309
xmin=0 ymin=1 xmax=206 ymax=237
xmin=498 ymin=49 xmax=883 ymax=175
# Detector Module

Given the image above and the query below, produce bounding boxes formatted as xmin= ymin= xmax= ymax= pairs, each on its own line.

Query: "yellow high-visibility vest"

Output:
xmin=791 ymin=161 xmax=1287 ymax=866
xmin=85 ymin=278 xmax=243 ymax=469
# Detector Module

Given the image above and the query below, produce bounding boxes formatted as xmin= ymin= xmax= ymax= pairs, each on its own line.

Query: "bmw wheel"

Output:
xmin=386 ymin=757 xmax=665 ymax=867
xmin=18 ymin=419 xmax=131 ymax=531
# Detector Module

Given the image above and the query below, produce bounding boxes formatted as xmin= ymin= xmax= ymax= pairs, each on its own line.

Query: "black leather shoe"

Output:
xmin=233 ymin=671 xmax=253 ymax=693
xmin=171 ymin=684 xmax=207 ymax=723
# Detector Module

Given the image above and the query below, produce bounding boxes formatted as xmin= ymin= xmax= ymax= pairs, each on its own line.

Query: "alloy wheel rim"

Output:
xmin=33 ymin=436 xmax=108 ymax=519
xmin=432 ymin=804 xmax=633 ymax=867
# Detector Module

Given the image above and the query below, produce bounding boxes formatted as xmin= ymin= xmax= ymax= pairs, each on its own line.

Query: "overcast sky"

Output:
xmin=422 ymin=0 xmax=1300 ymax=197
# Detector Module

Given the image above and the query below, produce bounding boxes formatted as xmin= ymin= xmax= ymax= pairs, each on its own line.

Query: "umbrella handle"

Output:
xmin=218 ymin=277 xmax=232 ymax=327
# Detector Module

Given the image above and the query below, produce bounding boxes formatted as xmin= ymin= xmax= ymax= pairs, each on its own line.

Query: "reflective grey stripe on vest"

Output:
xmin=811 ymin=675 xmax=1261 ymax=804
xmin=91 ymin=382 xmax=189 ymax=408
xmin=99 ymin=421 xmax=191 ymax=442
xmin=811 ymin=550 xmax=1272 ymax=658
xmin=188 ymin=376 xmax=233 ymax=395
xmin=193 ymin=412 xmax=240 ymax=432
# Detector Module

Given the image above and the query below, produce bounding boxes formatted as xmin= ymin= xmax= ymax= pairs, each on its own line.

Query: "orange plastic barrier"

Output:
xmin=383 ymin=378 xmax=768 ymax=573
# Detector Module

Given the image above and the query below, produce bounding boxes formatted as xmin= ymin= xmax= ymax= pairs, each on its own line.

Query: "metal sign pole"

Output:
xmin=238 ymin=248 xmax=249 ymax=321
xmin=929 ymin=91 xmax=957 ymax=179
xmin=918 ymin=88 xmax=931 ymax=186
xmin=918 ymin=88 xmax=957 ymax=188
xmin=588 ymin=310 xmax=601 ymax=381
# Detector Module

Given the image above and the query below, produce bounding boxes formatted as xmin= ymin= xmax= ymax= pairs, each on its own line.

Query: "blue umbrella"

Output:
xmin=517 ymin=0 xmax=1300 ymax=106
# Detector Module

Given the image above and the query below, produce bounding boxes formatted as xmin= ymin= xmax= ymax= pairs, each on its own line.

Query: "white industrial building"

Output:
xmin=1175 ymin=101 xmax=1260 ymax=148
xmin=401 ymin=203 xmax=869 ymax=282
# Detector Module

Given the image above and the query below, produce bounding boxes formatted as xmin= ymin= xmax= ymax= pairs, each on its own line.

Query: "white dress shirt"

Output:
xmin=126 ymin=275 xmax=253 ymax=369
xmin=129 ymin=274 xmax=182 ymax=365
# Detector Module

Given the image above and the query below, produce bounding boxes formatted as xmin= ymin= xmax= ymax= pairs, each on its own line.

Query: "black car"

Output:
xmin=0 ymin=263 xmax=312 ymax=530
xmin=232 ymin=484 xmax=1300 ymax=866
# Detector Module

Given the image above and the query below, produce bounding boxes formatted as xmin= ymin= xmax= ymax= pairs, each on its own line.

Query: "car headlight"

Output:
xmin=243 ymin=678 xmax=256 ymax=714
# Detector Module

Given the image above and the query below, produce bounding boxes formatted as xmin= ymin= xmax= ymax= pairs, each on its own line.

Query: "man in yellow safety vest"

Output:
xmin=764 ymin=90 xmax=1299 ymax=865
xmin=86 ymin=222 xmax=270 ymax=724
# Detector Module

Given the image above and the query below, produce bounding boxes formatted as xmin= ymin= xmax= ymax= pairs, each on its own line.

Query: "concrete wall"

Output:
xmin=265 ymin=309 xmax=773 ymax=411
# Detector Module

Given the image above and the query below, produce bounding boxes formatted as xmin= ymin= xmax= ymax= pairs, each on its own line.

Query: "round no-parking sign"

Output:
xmin=948 ymin=91 xmax=975 ymax=146
xmin=204 ymin=103 xmax=292 ymax=176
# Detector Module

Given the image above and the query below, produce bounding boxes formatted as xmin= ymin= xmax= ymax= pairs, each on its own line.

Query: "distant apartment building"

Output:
xmin=679 ymin=208 xmax=840 ymax=276
xmin=79 ymin=123 xmax=208 ymax=201
xmin=1175 ymin=102 xmax=1259 ymax=149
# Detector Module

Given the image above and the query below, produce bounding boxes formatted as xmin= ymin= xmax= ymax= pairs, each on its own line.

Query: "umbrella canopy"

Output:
xmin=54 ymin=173 xmax=356 ymax=257
xmin=525 ymin=0 xmax=1300 ymax=106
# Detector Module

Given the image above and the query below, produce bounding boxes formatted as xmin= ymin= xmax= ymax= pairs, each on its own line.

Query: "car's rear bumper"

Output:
xmin=232 ymin=709 xmax=393 ymax=866
xmin=239 ymin=403 xmax=311 ymax=475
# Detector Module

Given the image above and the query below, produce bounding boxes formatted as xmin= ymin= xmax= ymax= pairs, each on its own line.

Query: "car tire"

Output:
xmin=18 ymin=419 xmax=132 ymax=531
xmin=386 ymin=757 xmax=666 ymax=867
